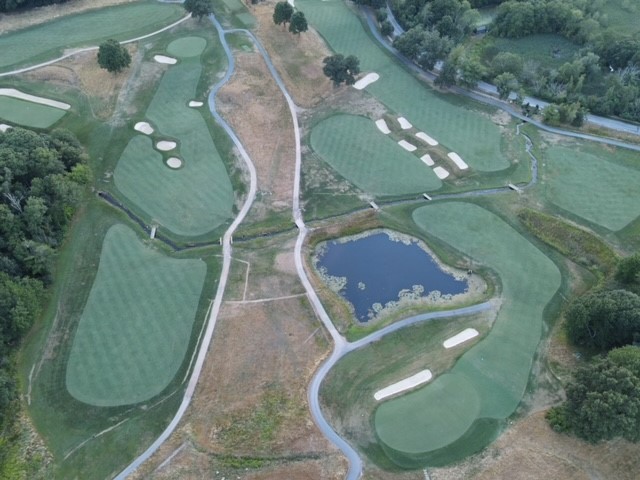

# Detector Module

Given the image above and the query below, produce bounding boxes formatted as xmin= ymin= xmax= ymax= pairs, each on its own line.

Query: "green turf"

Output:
xmin=114 ymin=51 xmax=233 ymax=237
xmin=310 ymin=114 xmax=441 ymax=195
xmin=542 ymin=145 xmax=640 ymax=231
xmin=65 ymin=224 xmax=206 ymax=407
xmin=166 ymin=36 xmax=207 ymax=57
xmin=298 ymin=0 xmax=509 ymax=172
xmin=598 ymin=0 xmax=640 ymax=35
xmin=0 ymin=96 xmax=66 ymax=128
xmin=491 ymin=34 xmax=580 ymax=70
xmin=0 ymin=1 xmax=185 ymax=71
xmin=374 ymin=202 xmax=560 ymax=465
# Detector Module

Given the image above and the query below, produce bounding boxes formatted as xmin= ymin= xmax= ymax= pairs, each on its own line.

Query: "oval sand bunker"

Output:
xmin=156 ymin=140 xmax=176 ymax=151
xmin=153 ymin=55 xmax=177 ymax=65
xmin=167 ymin=37 xmax=207 ymax=58
xmin=166 ymin=157 xmax=182 ymax=169
xmin=134 ymin=122 xmax=154 ymax=135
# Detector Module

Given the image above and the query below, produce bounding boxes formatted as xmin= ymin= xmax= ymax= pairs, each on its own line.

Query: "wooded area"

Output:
xmin=0 ymin=0 xmax=68 ymax=13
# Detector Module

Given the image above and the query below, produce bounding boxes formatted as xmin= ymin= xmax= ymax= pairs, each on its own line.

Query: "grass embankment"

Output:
xmin=310 ymin=114 xmax=441 ymax=195
xmin=114 ymin=35 xmax=234 ymax=237
xmin=0 ymin=0 xmax=185 ymax=71
xmin=65 ymin=224 xmax=206 ymax=407
xmin=374 ymin=201 xmax=560 ymax=467
xmin=0 ymin=96 xmax=67 ymax=128
xmin=298 ymin=0 xmax=510 ymax=172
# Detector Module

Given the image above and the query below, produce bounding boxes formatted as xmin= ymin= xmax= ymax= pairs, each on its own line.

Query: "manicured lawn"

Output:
xmin=65 ymin=224 xmax=206 ymax=406
xmin=310 ymin=114 xmax=441 ymax=196
xmin=543 ymin=145 xmax=640 ymax=231
xmin=374 ymin=202 xmax=560 ymax=467
xmin=298 ymin=0 xmax=510 ymax=172
xmin=0 ymin=96 xmax=66 ymax=128
xmin=0 ymin=1 xmax=185 ymax=70
xmin=166 ymin=36 xmax=207 ymax=57
xmin=114 ymin=43 xmax=234 ymax=237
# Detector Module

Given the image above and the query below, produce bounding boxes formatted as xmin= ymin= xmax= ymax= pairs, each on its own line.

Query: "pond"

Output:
xmin=314 ymin=230 xmax=469 ymax=322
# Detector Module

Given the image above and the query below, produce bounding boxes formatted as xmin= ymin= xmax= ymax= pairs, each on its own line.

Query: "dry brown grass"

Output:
xmin=218 ymin=50 xmax=296 ymax=219
xmin=0 ymin=0 xmax=140 ymax=34
xmin=249 ymin=1 xmax=332 ymax=107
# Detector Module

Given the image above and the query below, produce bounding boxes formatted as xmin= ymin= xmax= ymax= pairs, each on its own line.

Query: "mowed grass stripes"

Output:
xmin=298 ymin=0 xmax=509 ymax=172
xmin=0 ymin=1 xmax=185 ymax=71
xmin=0 ymin=96 xmax=66 ymax=128
xmin=310 ymin=114 xmax=441 ymax=195
xmin=114 ymin=41 xmax=234 ymax=237
xmin=66 ymin=224 xmax=206 ymax=407
xmin=374 ymin=202 xmax=560 ymax=466
xmin=543 ymin=145 xmax=640 ymax=231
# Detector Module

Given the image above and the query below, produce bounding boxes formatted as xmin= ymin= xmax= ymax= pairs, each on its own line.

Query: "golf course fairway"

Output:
xmin=374 ymin=202 xmax=561 ymax=467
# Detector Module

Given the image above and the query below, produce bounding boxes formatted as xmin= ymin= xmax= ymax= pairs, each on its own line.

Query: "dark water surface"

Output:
xmin=316 ymin=231 xmax=468 ymax=321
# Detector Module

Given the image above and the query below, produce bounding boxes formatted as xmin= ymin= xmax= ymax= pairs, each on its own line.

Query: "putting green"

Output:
xmin=0 ymin=96 xmax=66 ymax=128
xmin=298 ymin=0 xmax=510 ymax=172
xmin=114 ymin=44 xmax=233 ymax=237
xmin=167 ymin=36 xmax=207 ymax=58
xmin=543 ymin=145 xmax=640 ymax=231
xmin=0 ymin=1 xmax=184 ymax=71
xmin=66 ymin=224 xmax=206 ymax=407
xmin=375 ymin=202 xmax=560 ymax=466
xmin=310 ymin=114 xmax=441 ymax=195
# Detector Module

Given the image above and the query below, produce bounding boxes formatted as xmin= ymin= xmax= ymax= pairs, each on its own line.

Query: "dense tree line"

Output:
xmin=0 ymin=0 xmax=68 ymax=13
xmin=0 ymin=127 xmax=89 ymax=464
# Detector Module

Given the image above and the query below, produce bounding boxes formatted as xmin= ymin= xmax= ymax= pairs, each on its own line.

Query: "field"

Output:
xmin=65 ymin=224 xmax=206 ymax=407
xmin=598 ymin=0 xmax=640 ymax=35
xmin=114 ymin=36 xmax=234 ymax=237
xmin=310 ymin=114 xmax=441 ymax=196
xmin=491 ymin=34 xmax=579 ymax=70
xmin=0 ymin=1 xmax=184 ymax=71
xmin=541 ymin=144 xmax=640 ymax=232
xmin=0 ymin=96 xmax=66 ymax=128
xmin=298 ymin=0 xmax=511 ymax=172
xmin=373 ymin=202 xmax=560 ymax=467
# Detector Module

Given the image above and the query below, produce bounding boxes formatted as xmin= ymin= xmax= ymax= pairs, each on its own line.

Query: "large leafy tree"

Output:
xmin=322 ymin=54 xmax=361 ymax=86
xmin=273 ymin=1 xmax=294 ymax=27
xmin=289 ymin=11 xmax=308 ymax=35
xmin=565 ymin=289 xmax=640 ymax=350
xmin=184 ymin=0 xmax=213 ymax=20
xmin=97 ymin=39 xmax=131 ymax=74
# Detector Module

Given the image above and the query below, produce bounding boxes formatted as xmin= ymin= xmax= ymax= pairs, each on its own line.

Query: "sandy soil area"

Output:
xmin=416 ymin=131 xmax=438 ymax=146
xmin=375 ymin=118 xmax=390 ymax=134
xmin=166 ymin=157 xmax=181 ymax=169
xmin=134 ymin=121 xmax=153 ymax=135
xmin=447 ymin=152 xmax=469 ymax=170
xmin=443 ymin=328 xmax=478 ymax=348
xmin=353 ymin=72 xmax=379 ymax=90
xmin=433 ymin=166 xmax=450 ymax=179
xmin=374 ymin=369 xmax=433 ymax=401
xmin=188 ymin=100 xmax=202 ymax=107
xmin=397 ymin=116 xmax=412 ymax=129
xmin=0 ymin=87 xmax=70 ymax=109
xmin=217 ymin=51 xmax=296 ymax=218
xmin=153 ymin=55 xmax=177 ymax=65
xmin=398 ymin=139 xmax=417 ymax=152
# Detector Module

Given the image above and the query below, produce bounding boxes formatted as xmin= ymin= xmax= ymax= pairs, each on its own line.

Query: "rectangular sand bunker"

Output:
xmin=420 ymin=154 xmax=434 ymax=166
xmin=416 ymin=132 xmax=438 ymax=146
xmin=374 ymin=369 xmax=433 ymax=401
xmin=397 ymin=117 xmax=412 ymax=130
xmin=433 ymin=166 xmax=450 ymax=179
xmin=443 ymin=328 xmax=479 ymax=349
xmin=447 ymin=152 xmax=469 ymax=170
xmin=375 ymin=119 xmax=391 ymax=134
xmin=398 ymin=140 xmax=417 ymax=152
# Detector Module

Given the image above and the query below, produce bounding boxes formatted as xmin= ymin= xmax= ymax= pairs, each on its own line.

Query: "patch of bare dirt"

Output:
xmin=218 ymin=51 xmax=296 ymax=218
xmin=430 ymin=411 xmax=640 ymax=480
xmin=0 ymin=0 xmax=137 ymax=34
xmin=250 ymin=1 xmax=332 ymax=107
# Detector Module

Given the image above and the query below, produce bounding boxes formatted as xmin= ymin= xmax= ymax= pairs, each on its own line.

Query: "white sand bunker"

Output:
xmin=443 ymin=328 xmax=479 ymax=349
xmin=134 ymin=122 xmax=154 ymax=135
xmin=353 ymin=72 xmax=380 ymax=90
xmin=374 ymin=369 xmax=433 ymax=401
xmin=447 ymin=152 xmax=469 ymax=170
xmin=398 ymin=140 xmax=417 ymax=152
xmin=156 ymin=140 xmax=176 ymax=151
xmin=375 ymin=119 xmax=390 ymax=134
xmin=420 ymin=154 xmax=434 ymax=166
xmin=166 ymin=157 xmax=182 ymax=169
xmin=0 ymin=88 xmax=70 ymax=110
xmin=397 ymin=117 xmax=412 ymax=130
xmin=154 ymin=55 xmax=177 ymax=65
xmin=188 ymin=100 xmax=203 ymax=107
xmin=416 ymin=132 xmax=438 ymax=146
xmin=433 ymin=166 xmax=450 ymax=179
xmin=0 ymin=124 xmax=12 ymax=133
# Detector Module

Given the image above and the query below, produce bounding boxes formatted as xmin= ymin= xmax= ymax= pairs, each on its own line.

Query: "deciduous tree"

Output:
xmin=273 ymin=1 xmax=293 ymax=28
xmin=322 ymin=54 xmax=361 ymax=86
xmin=184 ymin=0 xmax=213 ymax=20
xmin=288 ymin=11 xmax=308 ymax=34
xmin=97 ymin=39 xmax=131 ymax=74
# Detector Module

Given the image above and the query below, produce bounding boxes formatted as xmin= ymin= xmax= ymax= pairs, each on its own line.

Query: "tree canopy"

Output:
xmin=616 ymin=254 xmax=640 ymax=286
xmin=565 ymin=289 xmax=640 ymax=350
xmin=288 ymin=11 xmax=308 ymax=34
xmin=97 ymin=39 xmax=131 ymax=74
xmin=0 ymin=0 xmax=67 ymax=13
xmin=322 ymin=54 xmax=361 ymax=86
xmin=273 ymin=1 xmax=294 ymax=27
xmin=184 ymin=0 xmax=213 ymax=20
